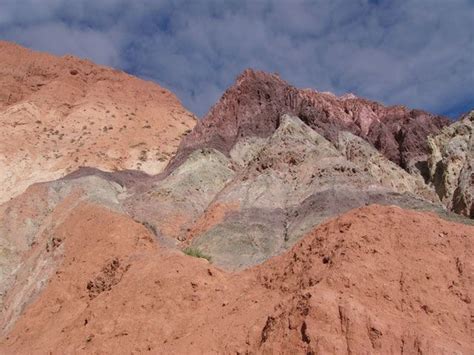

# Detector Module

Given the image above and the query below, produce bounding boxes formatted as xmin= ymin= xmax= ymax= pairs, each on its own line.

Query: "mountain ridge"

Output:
xmin=168 ymin=68 xmax=450 ymax=177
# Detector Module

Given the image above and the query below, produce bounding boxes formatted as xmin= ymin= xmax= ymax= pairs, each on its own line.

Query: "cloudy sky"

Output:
xmin=1 ymin=0 xmax=472 ymax=118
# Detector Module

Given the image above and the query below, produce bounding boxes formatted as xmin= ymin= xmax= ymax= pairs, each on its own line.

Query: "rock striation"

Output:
xmin=427 ymin=110 xmax=473 ymax=217
xmin=185 ymin=115 xmax=445 ymax=269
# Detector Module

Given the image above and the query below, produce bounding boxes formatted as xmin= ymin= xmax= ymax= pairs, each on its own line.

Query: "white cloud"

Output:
xmin=3 ymin=22 xmax=120 ymax=66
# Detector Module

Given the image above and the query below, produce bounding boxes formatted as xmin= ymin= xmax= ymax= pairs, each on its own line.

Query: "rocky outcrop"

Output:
xmin=427 ymin=110 xmax=473 ymax=217
xmin=168 ymin=69 xmax=449 ymax=175
xmin=0 ymin=41 xmax=196 ymax=204
xmin=336 ymin=131 xmax=437 ymax=201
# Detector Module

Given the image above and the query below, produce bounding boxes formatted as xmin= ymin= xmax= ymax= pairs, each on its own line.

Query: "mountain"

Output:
xmin=0 ymin=45 xmax=472 ymax=354
xmin=0 ymin=41 xmax=196 ymax=204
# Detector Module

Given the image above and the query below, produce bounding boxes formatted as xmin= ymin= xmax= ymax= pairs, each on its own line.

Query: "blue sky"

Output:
xmin=0 ymin=0 xmax=473 ymax=118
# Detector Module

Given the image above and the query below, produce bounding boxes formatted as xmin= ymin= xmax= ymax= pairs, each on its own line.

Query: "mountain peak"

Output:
xmin=236 ymin=68 xmax=283 ymax=84
xmin=168 ymin=69 xmax=449 ymax=175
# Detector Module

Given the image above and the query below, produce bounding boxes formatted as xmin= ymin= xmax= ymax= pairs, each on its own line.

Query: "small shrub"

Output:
xmin=183 ymin=247 xmax=211 ymax=262
xmin=141 ymin=221 xmax=158 ymax=236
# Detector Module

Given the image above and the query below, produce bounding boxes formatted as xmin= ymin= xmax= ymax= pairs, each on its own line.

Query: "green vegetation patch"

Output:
xmin=183 ymin=247 xmax=212 ymax=262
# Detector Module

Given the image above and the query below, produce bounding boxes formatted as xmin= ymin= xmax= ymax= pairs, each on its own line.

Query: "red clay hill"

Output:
xmin=1 ymin=204 xmax=472 ymax=354
xmin=0 ymin=41 xmax=196 ymax=204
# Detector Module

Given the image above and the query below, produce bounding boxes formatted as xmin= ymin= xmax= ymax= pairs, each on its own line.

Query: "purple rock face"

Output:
xmin=168 ymin=69 xmax=450 ymax=173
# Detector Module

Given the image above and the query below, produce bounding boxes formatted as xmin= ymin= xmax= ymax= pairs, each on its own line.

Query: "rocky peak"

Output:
xmin=168 ymin=69 xmax=450 ymax=174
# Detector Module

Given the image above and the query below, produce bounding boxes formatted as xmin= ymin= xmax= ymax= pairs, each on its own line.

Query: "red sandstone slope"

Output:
xmin=0 ymin=41 xmax=196 ymax=203
xmin=168 ymin=69 xmax=449 ymax=176
xmin=1 ymin=204 xmax=472 ymax=354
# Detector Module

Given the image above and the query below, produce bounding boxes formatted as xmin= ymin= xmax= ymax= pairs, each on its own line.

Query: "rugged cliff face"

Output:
xmin=168 ymin=69 xmax=449 ymax=176
xmin=0 ymin=41 xmax=196 ymax=204
xmin=427 ymin=110 xmax=473 ymax=217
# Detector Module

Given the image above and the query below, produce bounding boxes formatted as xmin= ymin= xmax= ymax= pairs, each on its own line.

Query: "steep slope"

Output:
xmin=427 ymin=110 xmax=473 ymax=217
xmin=168 ymin=69 xmax=449 ymax=177
xmin=0 ymin=41 xmax=196 ymax=204
xmin=1 ymin=205 xmax=472 ymax=354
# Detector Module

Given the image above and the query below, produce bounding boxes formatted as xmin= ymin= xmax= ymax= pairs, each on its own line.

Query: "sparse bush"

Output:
xmin=139 ymin=150 xmax=148 ymax=162
xmin=141 ymin=221 xmax=158 ymax=236
xmin=183 ymin=247 xmax=211 ymax=262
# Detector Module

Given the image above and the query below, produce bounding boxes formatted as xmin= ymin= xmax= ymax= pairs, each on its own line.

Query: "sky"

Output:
xmin=0 ymin=0 xmax=473 ymax=119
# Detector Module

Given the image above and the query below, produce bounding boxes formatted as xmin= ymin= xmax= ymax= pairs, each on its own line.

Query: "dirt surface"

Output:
xmin=1 ymin=204 xmax=472 ymax=354
xmin=0 ymin=41 xmax=196 ymax=203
